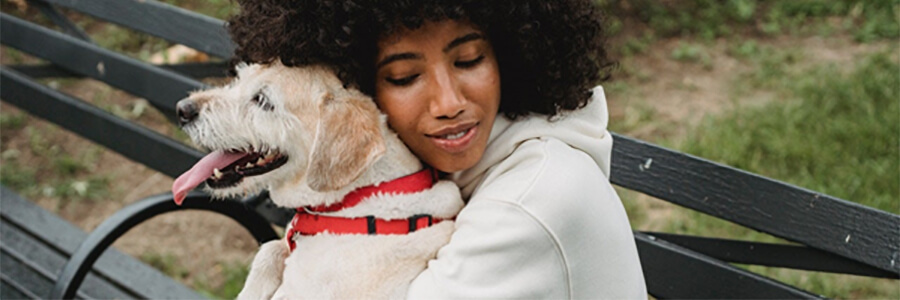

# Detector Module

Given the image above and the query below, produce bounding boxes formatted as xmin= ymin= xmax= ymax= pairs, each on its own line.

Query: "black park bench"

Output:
xmin=1 ymin=0 xmax=897 ymax=299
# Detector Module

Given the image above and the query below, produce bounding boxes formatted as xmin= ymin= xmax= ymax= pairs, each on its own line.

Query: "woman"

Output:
xmin=229 ymin=1 xmax=646 ymax=298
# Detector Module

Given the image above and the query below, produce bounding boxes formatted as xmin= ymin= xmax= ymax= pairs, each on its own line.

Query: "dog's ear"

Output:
xmin=307 ymin=92 xmax=386 ymax=191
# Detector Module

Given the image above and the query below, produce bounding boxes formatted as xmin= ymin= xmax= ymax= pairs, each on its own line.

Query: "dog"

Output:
xmin=171 ymin=61 xmax=464 ymax=299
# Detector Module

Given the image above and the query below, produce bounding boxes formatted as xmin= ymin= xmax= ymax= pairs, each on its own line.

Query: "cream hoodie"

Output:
xmin=407 ymin=86 xmax=647 ymax=299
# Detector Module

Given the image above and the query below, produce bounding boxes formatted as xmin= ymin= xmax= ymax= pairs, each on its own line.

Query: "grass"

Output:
xmin=0 ymin=159 xmax=38 ymax=194
xmin=600 ymin=0 xmax=899 ymax=42
xmin=607 ymin=2 xmax=898 ymax=295
xmin=680 ymin=52 xmax=899 ymax=213
xmin=142 ymin=251 xmax=249 ymax=299
xmin=620 ymin=50 xmax=899 ymax=298
xmin=0 ymin=113 xmax=110 ymax=203
xmin=142 ymin=252 xmax=191 ymax=280
xmin=1 ymin=111 xmax=27 ymax=130
xmin=194 ymin=261 xmax=250 ymax=299
xmin=648 ymin=52 xmax=899 ymax=298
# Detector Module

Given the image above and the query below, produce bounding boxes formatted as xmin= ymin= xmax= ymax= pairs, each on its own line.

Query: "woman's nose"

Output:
xmin=430 ymin=69 xmax=465 ymax=119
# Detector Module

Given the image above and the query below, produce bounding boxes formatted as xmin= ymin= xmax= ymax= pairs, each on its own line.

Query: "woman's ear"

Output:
xmin=306 ymin=93 xmax=386 ymax=191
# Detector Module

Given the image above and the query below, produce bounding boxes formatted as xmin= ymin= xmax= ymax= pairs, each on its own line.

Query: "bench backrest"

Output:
xmin=2 ymin=1 xmax=897 ymax=298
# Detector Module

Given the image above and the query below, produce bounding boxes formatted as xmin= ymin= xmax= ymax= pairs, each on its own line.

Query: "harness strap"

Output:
xmin=286 ymin=212 xmax=443 ymax=252
xmin=285 ymin=168 xmax=443 ymax=252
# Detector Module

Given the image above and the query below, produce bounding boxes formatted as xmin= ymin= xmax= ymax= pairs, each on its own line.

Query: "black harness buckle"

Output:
xmin=408 ymin=214 xmax=433 ymax=232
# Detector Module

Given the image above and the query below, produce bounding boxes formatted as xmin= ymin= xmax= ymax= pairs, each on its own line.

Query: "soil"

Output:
xmin=0 ymin=26 xmax=892 ymax=292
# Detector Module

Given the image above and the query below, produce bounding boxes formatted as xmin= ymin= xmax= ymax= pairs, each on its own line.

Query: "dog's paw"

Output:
xmin=238 ymin=240 xmax=289 ymax=300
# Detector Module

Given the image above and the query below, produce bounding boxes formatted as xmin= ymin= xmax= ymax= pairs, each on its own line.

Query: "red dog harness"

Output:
xmin=286 ymin=168 xmax=443 ymax=252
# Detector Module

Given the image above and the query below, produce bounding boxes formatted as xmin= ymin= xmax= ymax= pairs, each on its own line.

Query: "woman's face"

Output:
xmin=375 ymin=20 xmax=501 ymax=173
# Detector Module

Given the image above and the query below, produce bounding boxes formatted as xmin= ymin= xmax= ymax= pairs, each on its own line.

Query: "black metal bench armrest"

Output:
xmin=51 ymin=191 xmax=279 ymax=299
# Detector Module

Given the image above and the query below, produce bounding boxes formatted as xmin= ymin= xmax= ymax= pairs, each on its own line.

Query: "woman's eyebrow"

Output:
xmin=376 ymin=32 xmax=484 ymax=69
xmin=444 ymin=32 xmax=484 ymax=53
xmin=376 ymin=52 xmax=422 ymax=69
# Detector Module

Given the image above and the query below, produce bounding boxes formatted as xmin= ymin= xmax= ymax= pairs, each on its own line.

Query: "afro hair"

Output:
xmin=228 ymin=0 xmax=614 ymax=119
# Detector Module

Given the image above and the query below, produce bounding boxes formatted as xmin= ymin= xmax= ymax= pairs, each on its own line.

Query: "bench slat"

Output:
xmin=0 ymin=67 xmax=203 ymax=178
xmin=635 ymin=232 xmax=821 ymax=299
xmin=646 ymin=232 xmax=897 ymax=278
xmin=0 ymin=13 xmax=205 ymax=116
xmin=7 ymin=64 xmax=77 ymax=78
xmin=1 ymin=273 xmax=40 ymax=300
xmin=8 ymin=62 xmax=230 ymax=80
xmin=0 ymin=248 xmax=62 ymax=298
xmin=31 ymin=0 xmax=92 ymax=43
xmin=0 ymin=186 xmax=204 ymax=299
xmin=612 ymin=134 xmax=900 ymax=274
xmin=1 ymin=221 xmax=136 ymax=299
xmin=0 ymin=243 xmax=108 ymax=299
xmin=39 ymin=0 xmax=233 ymax=58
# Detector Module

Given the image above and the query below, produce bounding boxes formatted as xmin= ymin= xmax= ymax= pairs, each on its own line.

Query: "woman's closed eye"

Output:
xmin=385 ymin=74 xmax=420 ymax=86
xmin=455 ymin=55 xmax=484 ymax=68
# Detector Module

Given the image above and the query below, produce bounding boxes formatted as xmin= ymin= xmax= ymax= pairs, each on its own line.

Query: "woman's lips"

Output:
xmin=426 ymin=122 xmax=478 ymax=153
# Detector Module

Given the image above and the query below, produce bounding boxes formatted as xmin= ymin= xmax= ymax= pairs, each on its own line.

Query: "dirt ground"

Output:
xmin=0 ymin=27 xmax=892 ymax=292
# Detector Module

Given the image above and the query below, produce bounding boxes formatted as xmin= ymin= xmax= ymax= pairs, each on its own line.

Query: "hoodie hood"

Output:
xmin=451 ymin=86 xmax=613 ymax=199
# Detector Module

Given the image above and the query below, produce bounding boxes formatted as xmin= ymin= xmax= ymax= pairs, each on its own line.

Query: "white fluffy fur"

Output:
xmin=179 ymin=62 xmax=463 ymax=299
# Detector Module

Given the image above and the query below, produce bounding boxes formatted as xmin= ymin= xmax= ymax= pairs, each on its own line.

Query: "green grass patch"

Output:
xmin=637 ymin=50 xmax=900 ymax=299
xmin=670 ymin=41 xmax=713 ymax=69
xmin=194 ymin=261 xmax=250 ymax=300
xmin=142 ymin=252 xmax=190 ymax=280
xmin=164 ymin=0 xmax=239 ymax=20
xmin=600 ymin=0 xmax=899 ymax=42
xmin=1 ymin=111 xmax=27 ymax=130
xmin=680 ymin=52 xmax=899 ymax=213
xmin=0 ymin=160 xmax=38 ymax=195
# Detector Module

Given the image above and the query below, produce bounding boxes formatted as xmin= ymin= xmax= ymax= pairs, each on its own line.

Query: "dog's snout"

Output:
xmin=176 ymin=99 xmax=199 ymax=126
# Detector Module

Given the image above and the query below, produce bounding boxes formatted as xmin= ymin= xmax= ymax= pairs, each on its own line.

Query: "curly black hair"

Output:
xmin=228 ymin=0 xmax=613 ymax=119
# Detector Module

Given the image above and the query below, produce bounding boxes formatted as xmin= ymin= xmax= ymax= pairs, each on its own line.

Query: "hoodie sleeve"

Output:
xmin=406 ymin=196 xmax=569 ymax=299
xmin=407 ymin=137 xmax=646 ymax=299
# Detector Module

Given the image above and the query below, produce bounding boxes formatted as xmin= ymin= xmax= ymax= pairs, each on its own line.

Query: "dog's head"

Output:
xmin=172 ymin=62 xmax=386 ymax=204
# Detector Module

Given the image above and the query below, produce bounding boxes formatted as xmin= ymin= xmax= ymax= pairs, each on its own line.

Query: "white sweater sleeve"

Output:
xmin=406 ymin=138 xmax=646 ymax=299
xmin=406 ymin=197 xmax=569 ymax=299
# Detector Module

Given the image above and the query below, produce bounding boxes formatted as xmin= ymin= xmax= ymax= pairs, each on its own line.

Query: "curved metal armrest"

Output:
xmin=51 ymin=191 xmax=279 ymax=299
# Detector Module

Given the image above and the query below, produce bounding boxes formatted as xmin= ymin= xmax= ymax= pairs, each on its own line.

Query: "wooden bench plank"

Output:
xmin=0 ymin=67 xmax=203 ymax=178
xmin=0 ymin=186 xmax=204 ymax=299
xmin=9 ymin=62 xmax=230 ymax=80
xmin=611 ymin=134 xmax=900 ymax=274
xmin=0 ymin=13 xmax=206 ymax=116
xmin=1 ymin=248 xmax=60 ymax=298
xmin=1 ymin=273 xmax=39 ymax=300
xmin=646 ymin=232 xmax=897 ymax=278
xmin=40 ymin=0 xmax=234 ymax=58
xmin=1 ymin=221 xmax=133 ymax=299
xmin=30 ymin=0 xmax=93 ymax=43
xmin=635 ymin=232 xmax=822 ymax=299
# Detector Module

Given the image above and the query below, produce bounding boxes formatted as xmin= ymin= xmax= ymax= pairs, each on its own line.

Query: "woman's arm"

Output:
xmin=407 ymin=138 xmax=646 ymax=299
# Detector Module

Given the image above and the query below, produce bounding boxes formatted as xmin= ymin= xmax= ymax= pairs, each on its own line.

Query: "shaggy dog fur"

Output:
xmin=173 ymin=62 xmax=463 ymax=299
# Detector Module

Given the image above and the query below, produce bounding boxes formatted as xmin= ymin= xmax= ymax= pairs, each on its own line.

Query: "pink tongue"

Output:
xmin=172 ymin=150 xmax=246 ymax=205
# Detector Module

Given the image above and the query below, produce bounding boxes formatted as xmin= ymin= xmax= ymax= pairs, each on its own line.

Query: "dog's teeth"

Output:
xmin=256 ymin=157 xmax=266 ymax=165
xmin=244 ymin=162 xmax=254 ymax=168
xmin=213 ymin=168 xmax=223 ymax=179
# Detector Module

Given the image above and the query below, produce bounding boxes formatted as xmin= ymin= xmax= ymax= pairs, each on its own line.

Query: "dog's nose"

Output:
xmin=175 ymin=99 xmax=199 ymax=126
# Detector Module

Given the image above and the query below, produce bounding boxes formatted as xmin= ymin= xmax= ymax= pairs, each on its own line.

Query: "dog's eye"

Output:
xmin=251 ymin=93 xmax=274 ymax=111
